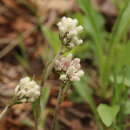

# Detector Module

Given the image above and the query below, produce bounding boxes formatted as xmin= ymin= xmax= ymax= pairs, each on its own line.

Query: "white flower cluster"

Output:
xmin=15 ymin=77 xmax=40 ymax=103
xmin=55 ymin=53 xmax=84 ymax=81
xmin=57 ymin=17 xmax=83 ymax=48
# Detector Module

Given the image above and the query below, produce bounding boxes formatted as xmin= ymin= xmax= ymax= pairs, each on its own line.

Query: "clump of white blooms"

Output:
xmin=15 ymin=77 xmax=40 ymax=103
xmin=57 ymin=17 xmax=83 ymax=48
xmin=55 ymin=53 xmax=84 ymax=82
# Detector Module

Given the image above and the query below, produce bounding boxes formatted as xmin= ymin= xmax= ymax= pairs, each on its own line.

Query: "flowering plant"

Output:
xmin=0 ymin=16 xmax=84 ymax=130
xmin=0 ymin=0 xmax=129 ymax=129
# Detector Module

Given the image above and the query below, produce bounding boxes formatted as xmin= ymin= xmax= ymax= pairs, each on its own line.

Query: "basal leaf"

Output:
xmin=97 ymin=104 xmax=120 ymax=127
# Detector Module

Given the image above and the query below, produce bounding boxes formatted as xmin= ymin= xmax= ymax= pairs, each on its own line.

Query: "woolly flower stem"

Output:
xmin=0 ymin=97 xmax=16 ymax=120
xmin=41 ymin=46 xmax=63 ymax=86
xmin=36 ymin=47 xmax=63 ymax=130
xmin=0 ymin=105 xmax=10 ymax=120
xmin=51 ymin=82 xmax=70 ymax=130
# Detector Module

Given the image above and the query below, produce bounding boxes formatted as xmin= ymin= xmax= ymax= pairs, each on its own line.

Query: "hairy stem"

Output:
xmin=0 ymin=97 xmax=17 ymax=120
xmin=0 ymin=105 xmax=10 ymax=120
xmin=51 ymin=82 xmax=69 ymax=130
xmin=36 ymin=47 xmax=63 ymax=130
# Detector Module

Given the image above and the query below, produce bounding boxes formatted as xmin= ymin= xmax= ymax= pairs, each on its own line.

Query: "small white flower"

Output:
xmin=54 ymin=53 xmax=84 ymax=82
xmin=57 ymin=16 xmax=83 ymax=48
xmin=15 ymin=77 xmax=40 ymax=103
xmin=60 ymin=74 xmax=67 ymax=81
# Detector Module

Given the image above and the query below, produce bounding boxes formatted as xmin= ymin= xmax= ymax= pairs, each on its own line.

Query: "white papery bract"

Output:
xmin=54 ymin=53 xmax=84 ymax=82
xmin=57 ymin=17 xmax=83 ymax=48
xmin=15 ymin=77 xmax=40 ymax=103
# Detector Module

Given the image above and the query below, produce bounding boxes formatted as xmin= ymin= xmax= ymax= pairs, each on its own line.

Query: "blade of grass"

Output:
xmin=74 ymin=76 xmax=103 ymax=130
xmin=77 ymin=0 xmax=105 ymax=88
xmin=111 ymin=0 xmax=130 ymax=45
xmin=32 ymin=86 xmax=51 ymax=130
xmin=41 ymin=27 xmax=61 ymax=56
xmin=103 ymin=0 xmax=130 ymax=92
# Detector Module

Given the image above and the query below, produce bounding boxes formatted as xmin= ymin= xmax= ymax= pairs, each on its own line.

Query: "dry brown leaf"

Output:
xmin=0 ymin=16 xmax=8 ymax=24
xmin=1 ymin=0 xmax=18 ymax=8
xmin=60 ymin=101 xmax=73 ymax=108
xmin=71 ymin=119 xmax=83 ymax=130
xmin=50 ymin=98 xmax=73 ymax=108
xmin=12 ymin=18 xmax=33 ymax=32
xmin=12 ymin=103 xmax=31 ymax=115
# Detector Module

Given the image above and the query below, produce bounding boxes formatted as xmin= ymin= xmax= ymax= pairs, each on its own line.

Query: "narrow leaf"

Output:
xmin=111 ymin=0 xmax=130 ymax=45
xmin=74 ymin=76 xmax=96 ymax=111
xmin=42 ymin=27 xmax=61 ymax=55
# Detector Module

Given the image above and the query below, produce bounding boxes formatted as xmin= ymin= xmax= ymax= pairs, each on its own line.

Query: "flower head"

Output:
xmin=55 ymin=53 xmax=73 ymax=71
xmin=54 ymin=53 xmax=84 ymax=82
xmin=15 ymin=77 xmax=40 ymax=103
xmin=57 ymin=17 xmax=83 ymax=48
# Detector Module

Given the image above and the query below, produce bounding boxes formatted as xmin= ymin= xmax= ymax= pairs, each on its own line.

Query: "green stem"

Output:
xmin=51 ymin=82 xmax=69 ymax=130
xmin=90 ymin=103 xmax=104 ymax=130
xmin=36 ymin=46 xmax=63 ymax=130
xmin=35 ymin=14 xmax=63 ymax=129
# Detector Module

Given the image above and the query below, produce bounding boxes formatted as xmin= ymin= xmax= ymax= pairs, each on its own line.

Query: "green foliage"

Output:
xmin=74 ymin=0 xmax=130 ymax=129
xmin=74 ymin=75 xmax=93 ymax=104
xmin=124 ymin=100 xmax=130 ymax=115
xmin=110 ymin=1 xmax=130 ymax=45
xmin=40 ymin=86 xmax=51 ymax=113
xmin=32 ymin=86 xmax=51 ymax=129
xmin=74 ymin=75 xmax=98 ymax=114
xmin=112 ymin=0 xmax=129 ymax=13
xmin=104 ymin=0 xmax=130 ymax=86
xmin=76 ymin=0 xmax=105 ymax=38
xmin=42 ymin=27 xmax=61 ymax=56
xmin=21 ymin=118 xmax=34 ymax=127
xmin=30 ymin=0 xmax=130 ymax=129
xmin=110 ymin=75 xmax=130 ymax=87
xmin=71 ymin=41 xmax=92 ymax=59
xmin=97 ymin=104 xmax=120 ymax=127
xmin=76 ymin=0 xmax=105 ymax=68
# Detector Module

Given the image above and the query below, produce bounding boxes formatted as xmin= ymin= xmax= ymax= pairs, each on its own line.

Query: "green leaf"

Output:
xmin=21 ymin=118 xmax=34 ymax=127
xmin=110 ymin=75 xmax=130 ymax=87
xmin=97 ymin=104 xmax=120 ymax=127
xmin=115 ymin=41 xmax=130 ymax=70
xmin=15 ymin=54 xmax=29 ymax=69
xmin=111 ymin=0 xmax=130 ymax=45
xmin=32 ymin=86 xmax=50 ymax=125
xmin=105 ymin=1 xmax=130 ymax=86
xmin=76 ymin=0 xmax=105 ymax=79
xmin=74 ymin=75 xmax=95 ymax=110
xmin=42 ymin=27 xmax=61 ymax=55
xmin=76 ymin=0 xmax=105 ymax=43
xmin=40 ymin=86 xmax=51 ymax=113
xmin=71 ymin=41 xmax=90 ymax=59
xmin=124 ymin=100 xmax=130 ymax=115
